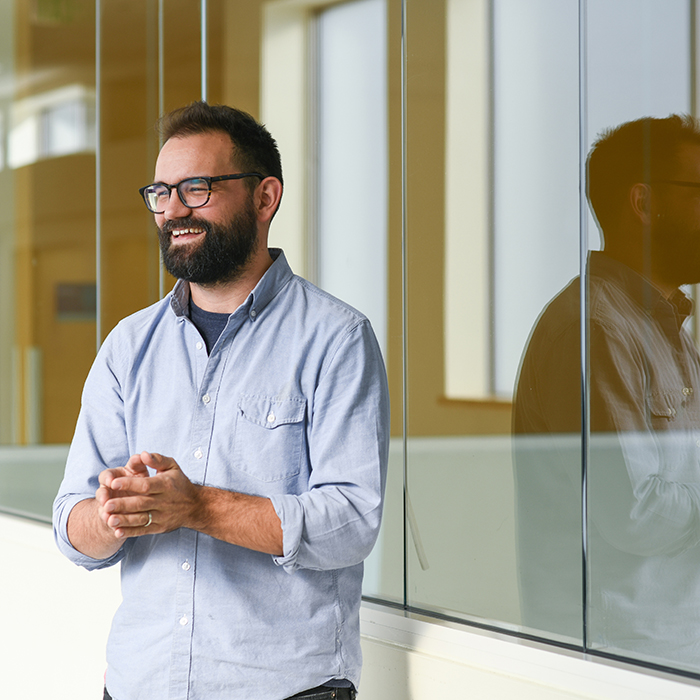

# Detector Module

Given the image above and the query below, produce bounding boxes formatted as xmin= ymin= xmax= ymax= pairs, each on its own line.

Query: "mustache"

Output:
xmin=159 ymin=216 xmax=213 ymax=236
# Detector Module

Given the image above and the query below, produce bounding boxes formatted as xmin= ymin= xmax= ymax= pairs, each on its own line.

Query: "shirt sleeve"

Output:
xmin=516 ymin=308 xmax=700 ymax=559
xmin=586 ymin=320 xmax=700 ymax=556
xmin=52 ymin=329 xmax=132 ymax=570
xmin=269 ymin=319 xmax=390 ymax=573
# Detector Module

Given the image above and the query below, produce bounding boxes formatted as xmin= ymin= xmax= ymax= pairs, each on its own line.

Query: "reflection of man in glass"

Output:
xmin=514 ymin=115 xmax=700 ymax=666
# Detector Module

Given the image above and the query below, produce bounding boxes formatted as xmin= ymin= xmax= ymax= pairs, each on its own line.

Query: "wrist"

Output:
xmin=186 ymin=483 xmax=208 ymax=531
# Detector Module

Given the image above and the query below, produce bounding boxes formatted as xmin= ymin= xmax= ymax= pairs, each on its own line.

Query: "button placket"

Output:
xmin=170 ymin=528 xmax=197 ymax=690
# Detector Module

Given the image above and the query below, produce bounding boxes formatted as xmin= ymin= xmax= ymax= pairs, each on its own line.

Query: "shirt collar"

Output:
xmin=169 ymin=248 xmax=294 ymax=320
xmin=589 ymin=250 xmax=694 ymax=326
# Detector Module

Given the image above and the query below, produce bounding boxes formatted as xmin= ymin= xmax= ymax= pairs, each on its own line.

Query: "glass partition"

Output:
xmin=3 ymin=0 xmax=700 ymax=683
xmin=583 ymin=0 xmax=696 ymax=672
xmin=403 ymin=0 xmax=700 ymax=677
xmin=403 ymin=0 xmax=520 ymax=630
xmin=0 ymin=0 xmax=97 ymax=519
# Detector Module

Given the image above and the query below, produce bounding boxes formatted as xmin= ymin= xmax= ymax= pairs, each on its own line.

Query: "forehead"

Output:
xmin=155 ymin=131 xmax=235 ymax=182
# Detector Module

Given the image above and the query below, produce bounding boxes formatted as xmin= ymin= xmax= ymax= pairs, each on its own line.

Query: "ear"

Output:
xmin=629 ymin=182 xmax=652 ymax=226
xmin=254 ymin=177 xmax=283 ymax=224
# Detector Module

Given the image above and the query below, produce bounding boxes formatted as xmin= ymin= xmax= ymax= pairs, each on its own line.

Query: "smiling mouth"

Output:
xmin=171 ymin=227 xmax=205 ymax=239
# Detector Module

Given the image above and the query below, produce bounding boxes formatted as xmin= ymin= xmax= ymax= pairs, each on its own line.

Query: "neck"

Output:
xmin=601 ymin=247 xmax=678 ymax=299
xmin=188 ymin=248 xmax=274 ymax=313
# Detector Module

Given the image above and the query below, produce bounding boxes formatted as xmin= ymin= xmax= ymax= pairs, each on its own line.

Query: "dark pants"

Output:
xmin=288 ymin=687 xmax=356 ymax=699
xmin=104 ymin=685 xmax=356 ymax=699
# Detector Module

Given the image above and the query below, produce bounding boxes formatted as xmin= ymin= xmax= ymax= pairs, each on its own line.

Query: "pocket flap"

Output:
xmin=648 ymin=391 xmax=681 ymax=420
xmin=238 ymin=395 xmax=306 ymax=429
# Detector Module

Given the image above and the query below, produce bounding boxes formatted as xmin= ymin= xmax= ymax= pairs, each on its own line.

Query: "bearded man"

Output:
xmin=513 ymin=115 xmax=700 ymax=668
xmin=53 ymin=102 xmax=389 ymax=700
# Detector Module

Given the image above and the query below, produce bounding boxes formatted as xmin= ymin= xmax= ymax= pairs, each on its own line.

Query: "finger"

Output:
xmin=124 ymin=453 xmax=150 ymax=477
xmin=104 ymin=492 xmax=154 ymax=514
xmin=110 ymin=510 xmax=155 ymax=538
xmin=141 ymin=451 xmax=179 ymax=473
xmin=99 ymin=467 xmax=128 ymax=488
xmin=110 ymin=474 xmax=156 ymax=494
xmin=95 ymin=484 xmax=112 ymax=505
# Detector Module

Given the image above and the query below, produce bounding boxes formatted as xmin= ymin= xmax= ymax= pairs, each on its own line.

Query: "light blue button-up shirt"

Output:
xmin=53 ymin=249 xmax=390 ymax=700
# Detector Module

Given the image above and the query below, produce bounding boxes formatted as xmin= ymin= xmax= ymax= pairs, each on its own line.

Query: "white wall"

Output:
xmin=5 ymin=513 xmax=700 ymax=700
xmin=0 ymin=514 xmax=120 ymax=700
xmin=359 ymin=604 xmax=700 ymax=700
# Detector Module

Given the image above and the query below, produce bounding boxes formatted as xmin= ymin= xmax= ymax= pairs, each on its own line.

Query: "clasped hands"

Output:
xmin=96 ymin=451 xmax=201 ymax=540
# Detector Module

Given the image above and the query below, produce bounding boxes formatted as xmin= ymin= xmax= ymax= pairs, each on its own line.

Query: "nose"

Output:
xmin=162 ymin=188 xmax=192 ymax=220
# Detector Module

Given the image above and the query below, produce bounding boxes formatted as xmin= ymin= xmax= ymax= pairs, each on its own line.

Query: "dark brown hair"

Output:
xmin=587 ymin=114 xmax=700 ymax=234
xmin=159 ymin=101 xmax=283 ymax=188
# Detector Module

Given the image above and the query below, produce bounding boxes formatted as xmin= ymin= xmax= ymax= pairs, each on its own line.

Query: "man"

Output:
xmin=53 ymin=102 xmax=390 ymax=699
xmin=513 ymin=115 xmax=700 ymax=667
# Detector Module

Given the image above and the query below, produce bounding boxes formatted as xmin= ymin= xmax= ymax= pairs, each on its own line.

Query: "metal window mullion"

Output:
xmin=201 ymin=0 xmax=208 ymax=102
xmin=488 ymin=0 xmax=496 ymax=396
xmin=691 ymin=0 xmax=697 ymax=120
xmin=308 ymin=11 xmax=319 ymax=285
xmin=95 ymin=0 xmax=102 ymax=351
xmin=400 ymin=0 xmax=409 ymax=611
xmin=578 ymin=0 xmax=590 ymax=653
xmin=158 ymin=0 xmax=165 ymax=298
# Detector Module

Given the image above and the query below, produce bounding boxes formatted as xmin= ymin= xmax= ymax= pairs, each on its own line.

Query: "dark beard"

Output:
xmin=650 ymin=217 xmax=700 ymax=287
xmin=158 ymin=201 xmax=258 ymax=285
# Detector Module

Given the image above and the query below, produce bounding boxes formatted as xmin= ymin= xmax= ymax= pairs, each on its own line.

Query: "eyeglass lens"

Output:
xmin=143 ymin=178 xmax=210 ymax=213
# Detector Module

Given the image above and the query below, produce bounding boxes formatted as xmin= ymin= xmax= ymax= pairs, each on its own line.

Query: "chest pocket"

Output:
xmin=648 ymin=391 xmax=683 ymax=429
xmin=234 ymin=395 xmax=307 ymax=482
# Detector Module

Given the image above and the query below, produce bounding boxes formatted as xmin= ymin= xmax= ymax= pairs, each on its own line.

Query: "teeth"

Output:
xmin=172 ymin=228 xmax=204 ymax=238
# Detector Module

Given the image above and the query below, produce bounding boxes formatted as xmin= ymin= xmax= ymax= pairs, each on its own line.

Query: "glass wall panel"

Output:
xmin=510 ymin=0 xmax=700 ymax=676
xmin=6 ymin=0 xmax=700 ymax=683
xmin=100 ymin=0 xmax=212 ymax=337
xmin=507 ymin=0 xmax=583 ymax=647
xmin=0 ymin=0 xmax=229 ymax=521
xmin=404 ymin=0 xmax=519 ymax=630
xmin=0 ymin=0 xmax=97 ymax=519
xmin=316 ymin=0 xmax=388 ymax=356
xmin=407 ymin=1 xmax=700 ymax=679
xmin=100 ymin=0 xmax=162 ymax=337
xmin=583 ymin=0 xmax=697 ymax=672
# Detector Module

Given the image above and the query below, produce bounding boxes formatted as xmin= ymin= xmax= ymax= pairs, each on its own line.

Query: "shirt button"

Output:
xmin=202 ymin=394 xmax=211 ymax=404
xmin=194 ymin=449 xmax=203 ymax=459
xmin=182 ymin=561 xmax=191 ymax=571
xmin=267 ymin=413 xmax=275 ymax=423
xmin=196 ymin=341 xmax=203 ymax=350
xmin=179 ymin=616 xmax=188 ymax=626
xmin=250 ymin=309 xmax=257 ymax=318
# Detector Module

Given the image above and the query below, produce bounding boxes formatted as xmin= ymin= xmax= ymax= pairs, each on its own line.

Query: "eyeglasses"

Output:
xmin=139 ymin=172 xmax=265 ymax=213
xmin=650 ymin=180 xmax=700 ymax=189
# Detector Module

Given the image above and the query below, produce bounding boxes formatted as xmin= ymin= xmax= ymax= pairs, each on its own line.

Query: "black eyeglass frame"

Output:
xmin=649 ymin=180 xmax=700 ymax=189
xmin=139 ymin=172 xmax=265 ymax=213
